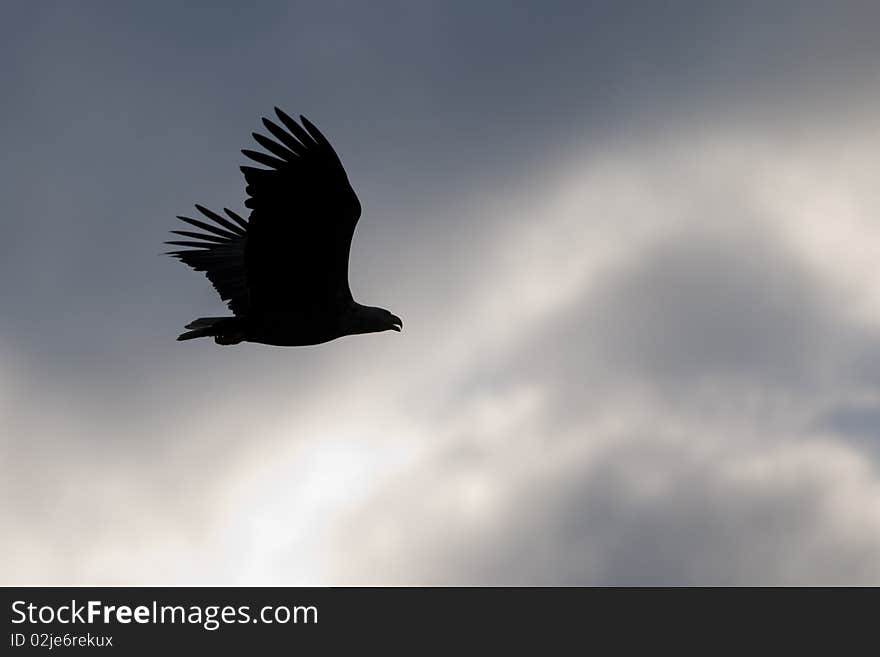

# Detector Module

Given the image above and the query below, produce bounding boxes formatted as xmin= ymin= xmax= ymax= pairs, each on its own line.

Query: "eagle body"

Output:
xmin=184 ymin=304 xmax=399 ymax=347
xmin=167 ymin=108 xmax=402 ymax=346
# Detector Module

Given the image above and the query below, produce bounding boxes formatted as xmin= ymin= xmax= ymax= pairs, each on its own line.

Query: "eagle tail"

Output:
xmin=177 ymin=317 xmax=245 ymax=344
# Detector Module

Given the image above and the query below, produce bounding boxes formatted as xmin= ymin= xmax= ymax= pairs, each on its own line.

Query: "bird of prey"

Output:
xmin=167 ymin=107 xmax=402 ymax=346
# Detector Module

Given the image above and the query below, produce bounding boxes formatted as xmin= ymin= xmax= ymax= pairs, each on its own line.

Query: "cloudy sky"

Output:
xmin=4 ymin=1 xmax=880 ymax=585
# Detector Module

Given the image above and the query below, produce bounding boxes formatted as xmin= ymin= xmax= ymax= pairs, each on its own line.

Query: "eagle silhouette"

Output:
xmin=167 ymin=108 xmax=402 ymax=346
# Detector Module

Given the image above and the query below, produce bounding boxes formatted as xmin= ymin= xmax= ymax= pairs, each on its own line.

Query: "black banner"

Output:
xmin=1 ymin=587 xmax=874 ymax=652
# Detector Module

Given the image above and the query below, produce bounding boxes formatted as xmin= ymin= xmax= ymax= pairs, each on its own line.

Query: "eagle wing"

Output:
xmin=166 ymin=205 xmax=250 ymax=316
xmin=241 ymin=108 xmax=362 ymax=312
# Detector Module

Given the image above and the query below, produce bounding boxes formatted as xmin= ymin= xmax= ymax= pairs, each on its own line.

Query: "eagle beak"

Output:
xmin=391 ymin=315 xmax=403 ymax=332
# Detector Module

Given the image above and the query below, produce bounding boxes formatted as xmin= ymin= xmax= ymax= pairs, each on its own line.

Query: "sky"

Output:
xmin=4 ymin=1 xmax=880 ymax=584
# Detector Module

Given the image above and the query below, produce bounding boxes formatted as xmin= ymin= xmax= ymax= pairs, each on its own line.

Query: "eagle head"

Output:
xmin=348 ymin=305 xmax=403 ymax=336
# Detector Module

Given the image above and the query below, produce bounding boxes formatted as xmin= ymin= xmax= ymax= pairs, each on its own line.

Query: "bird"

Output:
xmin=167 ymin=107 xmax=403 ymax=346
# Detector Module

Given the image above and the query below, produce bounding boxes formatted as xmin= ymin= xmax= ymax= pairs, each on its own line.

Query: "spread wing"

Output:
xmin=166 ymin=205 xmax=250 ymax=316
xmin=241 ymin=108 xmax=361 ymax=312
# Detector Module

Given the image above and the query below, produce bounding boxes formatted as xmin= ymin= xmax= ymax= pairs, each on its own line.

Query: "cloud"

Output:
xmin=306 ymin=126 xmax=880 ymax=585
xmin=326 ymin=417 xmax=880 ymax=585
xmin=6 ymin=117 xmax=880 ymax=585
xmin=5 ymin=3 xmax=880 ymax=585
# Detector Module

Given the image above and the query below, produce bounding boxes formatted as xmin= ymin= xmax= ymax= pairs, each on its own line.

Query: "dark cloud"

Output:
xmin=821 ymin=404 xmax=880 ymax=439
xmin=4 ymin=1 xmax=880 ymax=361
xmin=537 ymin=225 xmax=854 ymax=394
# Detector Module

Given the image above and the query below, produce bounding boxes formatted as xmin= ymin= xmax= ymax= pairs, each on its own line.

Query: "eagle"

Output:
xmin=167 ymin=107 xmax=402 ymax=346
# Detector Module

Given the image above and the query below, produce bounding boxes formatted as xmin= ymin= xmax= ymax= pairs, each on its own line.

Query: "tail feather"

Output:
xmin=184 ymin=316 xmax=227 ymax=330
xmin=177 ymin=327 xmax=216 ymax=341
xmin=177 ymin=316 xmax=245 ymax=344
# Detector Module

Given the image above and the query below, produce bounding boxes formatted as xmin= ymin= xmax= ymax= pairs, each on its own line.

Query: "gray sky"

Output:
xmin=4 ymin=1 xmax=880 ymax=584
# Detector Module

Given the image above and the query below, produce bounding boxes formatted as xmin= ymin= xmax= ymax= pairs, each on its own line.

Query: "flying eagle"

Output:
xmin=167 ymin=108 xmax=402 ymax=346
